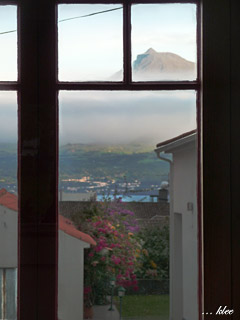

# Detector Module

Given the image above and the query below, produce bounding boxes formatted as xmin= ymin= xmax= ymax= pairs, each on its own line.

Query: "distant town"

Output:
xmin=0 ymin=141 xmax=170 ymax=202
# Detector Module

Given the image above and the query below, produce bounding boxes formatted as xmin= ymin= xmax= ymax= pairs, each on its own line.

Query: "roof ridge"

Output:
xmin=59 ymin=215 xmax=96 ymax=246
xmin=156 ymin=129 xmax=197 ymax=148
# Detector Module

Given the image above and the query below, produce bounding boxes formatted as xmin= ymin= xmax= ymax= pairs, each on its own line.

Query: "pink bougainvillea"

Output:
xmin=80 ymin=200 xmax=141 ymax=303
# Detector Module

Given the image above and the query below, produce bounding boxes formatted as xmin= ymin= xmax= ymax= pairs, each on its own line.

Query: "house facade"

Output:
xmin=0 ymin=189 xmax=95 ymax=320
xmin=155 ymin=130 xmax=197 ymax=320
xmin=0 ymin=189 xmax=18 ymax=320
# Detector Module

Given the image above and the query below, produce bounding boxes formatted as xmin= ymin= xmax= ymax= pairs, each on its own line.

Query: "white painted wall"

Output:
xmin=58 ymin=230 xmax=89 ymax=320
xmin=169 ymin=141 xmax=198 ymax=320
xmin=0 ymin=205 xmax=18 ymax=268
xmin=171 ymin=213 xmax=183 ymax=320
xmin=0 ymin=204 xmax=89 ymax=320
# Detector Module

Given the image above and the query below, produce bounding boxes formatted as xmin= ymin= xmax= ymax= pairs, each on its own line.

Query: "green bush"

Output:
xmin=136 ymin=224 xmax=169 ymax=279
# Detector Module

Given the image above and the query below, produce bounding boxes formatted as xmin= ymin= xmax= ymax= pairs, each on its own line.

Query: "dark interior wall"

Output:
xmin=229 ymin=0 xmax=240 ymax=317
xmin=203 ymin=0 xmax=240 ymax=318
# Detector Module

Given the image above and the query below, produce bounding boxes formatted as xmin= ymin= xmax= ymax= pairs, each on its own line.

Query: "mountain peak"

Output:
xmin=145 ymin=48 xmax=157 ymax=55
xmin=132 ymin=48 xmax=195 ymax=80
xmin=110 ymin=48 xmax=195 ymax=81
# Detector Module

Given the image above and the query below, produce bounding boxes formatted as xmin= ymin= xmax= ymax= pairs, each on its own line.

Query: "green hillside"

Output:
xmin=59 ymin=143 xmax=169 ymax=185
xmin=0 ymin=143 xmax=169 ymax=190
xmin=0 ymin=143 xmax=17 ymax=185
xmin=60 ymin=142 xmax=155 ymax=155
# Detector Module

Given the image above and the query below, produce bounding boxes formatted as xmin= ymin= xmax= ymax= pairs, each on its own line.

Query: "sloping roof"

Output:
xmin=59 ymin=215 xmax=96 ymax=246
xmin=155 ymin=129 xmax=196 ymax=153
xmin=0 ymin=189 xmax=96 ymax=246
xmin=0 ymin=188 xmax=18 ymax=211
xmin=156 ymin=129 xmax=196 ymax=148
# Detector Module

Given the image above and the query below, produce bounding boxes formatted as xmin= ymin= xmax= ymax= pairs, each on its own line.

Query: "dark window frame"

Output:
xmin=56 ymin=2 xmax=202 ymax=318
xmin=1 ymin=0 xmax=239 ymax=319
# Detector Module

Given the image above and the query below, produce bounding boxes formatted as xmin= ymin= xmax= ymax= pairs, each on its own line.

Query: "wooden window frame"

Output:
xmin=0 ymin=0 xmax=239 ymax=319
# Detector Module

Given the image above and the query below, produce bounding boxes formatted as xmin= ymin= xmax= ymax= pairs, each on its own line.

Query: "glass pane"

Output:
xmin=0 ymin=269 xmax=2 ymax=317
xmin=0 ymin=92 xmax=18 ymax=320
xmin=58 ymin=4 xmax=123 ymax=81
xmin=5 ymin=269 xmax=17 ymax=320
xmin=0 ymin=6 xmax=17 ymax=81
xmin=132 ymin=4 xmax=197 ymax=81
xmin=58 ymin=91 xmax=198 ymax=320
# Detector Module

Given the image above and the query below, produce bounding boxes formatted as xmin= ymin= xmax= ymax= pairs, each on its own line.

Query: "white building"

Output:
xmin=155 ymin=130 xmax=198 ymax=320
xmin=0 ymin=189 xmax=96 ymax=320
xmin=0 ymin=189 xmax=18 ymax=320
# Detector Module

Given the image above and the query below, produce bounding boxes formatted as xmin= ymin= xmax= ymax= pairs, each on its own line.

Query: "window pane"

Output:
xmin=58 ymin=4 xmax=123 ymax=81
xmin=0 ymin=269 xmax=17 ymax=320
xmin=58 ymin=91 xmax=198 ymax=320
xmin=0 ymin=92 xmax=18 ymax=320
xmin=132 ymin=4 xmax=197 ymax=81
xmin=5 ymin=269 xmax=17 ymax=319
xmin=0 ymin=6 xmax=17 ymax=81
xmin=0 ymin=269 xmax=2 ymax=317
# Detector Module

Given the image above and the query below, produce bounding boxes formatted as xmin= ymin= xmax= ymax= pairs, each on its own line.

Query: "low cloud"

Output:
xmin=59 ymin=91 xmax=196 ymax=145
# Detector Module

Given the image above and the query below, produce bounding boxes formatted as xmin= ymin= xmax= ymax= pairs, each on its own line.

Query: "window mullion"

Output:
xmin=19 ymin=1 xmax=58 ymax=320
xmin=0 ymin=83 xmax=19 ymax=90
xmin=57 ymin=82 xmax=199 ymax=91
xmin=123 ymin=2 xmax=131 ymax=83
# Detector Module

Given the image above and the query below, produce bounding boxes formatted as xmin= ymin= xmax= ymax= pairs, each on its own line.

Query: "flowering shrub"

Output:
xmin=136 ymin=224 xmax=169 ymax=280
xmin=83 ymin=286 xmax=93 ymax=307
xmin=73 ymin=200 xmax=141 ymax=305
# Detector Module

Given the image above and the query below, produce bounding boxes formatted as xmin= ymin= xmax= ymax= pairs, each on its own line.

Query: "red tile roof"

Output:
xmin=59 ymin=215 xmax=96 ymax=246
xmin=156 ymin=129 xmax=197 ymax=148
xmin=0 ymin=188 xmax=18 ymax=211
xmin=0 ymin=189 xmax=96 ymax=246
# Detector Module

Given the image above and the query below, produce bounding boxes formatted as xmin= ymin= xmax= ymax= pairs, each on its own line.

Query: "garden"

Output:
xmin=71 ymin=199 xmax=169 ymax=319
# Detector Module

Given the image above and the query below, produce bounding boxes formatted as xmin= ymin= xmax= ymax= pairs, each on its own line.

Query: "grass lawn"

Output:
xmin=114 ymin=294 xmax=169 ymax=319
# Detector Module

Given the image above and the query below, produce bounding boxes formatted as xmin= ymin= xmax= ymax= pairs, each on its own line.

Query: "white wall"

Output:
xmin=0 ymin=205 xmax=18 ymax=268
xmin=171 ymin=212 xmax=183 ymax=320
xmin=0 ymin=204 xmax=89 ymax=320
xmin=170 ymin=141 xmax=198 ymax=320
xmin=58 ymin=230 xmax=89 ymax=320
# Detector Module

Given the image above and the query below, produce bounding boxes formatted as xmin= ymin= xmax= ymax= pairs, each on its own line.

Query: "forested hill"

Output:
xmin=59 ymin=143 xmax=169 ymax=184
xmin=0 ymin=143 xmax=170 ymax=188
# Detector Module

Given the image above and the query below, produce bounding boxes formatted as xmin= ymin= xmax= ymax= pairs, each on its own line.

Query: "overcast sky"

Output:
xmin=0 ymin=92 xmax=17 ymax=143
xmin=59 ymin=91 xmax=196 ymax=146
xmin=0 ymin=4 xmax=197 ymax=144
